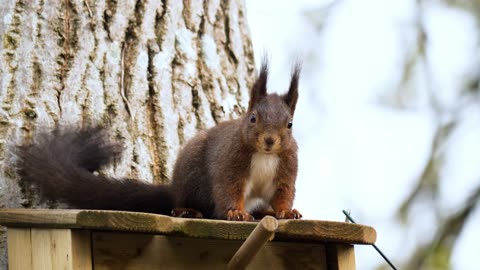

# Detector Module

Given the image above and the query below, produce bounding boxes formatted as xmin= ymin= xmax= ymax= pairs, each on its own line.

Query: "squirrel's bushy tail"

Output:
xmin=17 ymin=127 xmax=174 ymax=215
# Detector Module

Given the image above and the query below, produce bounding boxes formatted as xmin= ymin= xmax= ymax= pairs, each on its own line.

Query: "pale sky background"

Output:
xmin=245 ymin=0 xmax=480 ymax=269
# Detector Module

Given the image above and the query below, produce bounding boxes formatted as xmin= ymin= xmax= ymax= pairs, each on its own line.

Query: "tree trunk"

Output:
xmin=0 ymin=0 xmax=255 ymax=266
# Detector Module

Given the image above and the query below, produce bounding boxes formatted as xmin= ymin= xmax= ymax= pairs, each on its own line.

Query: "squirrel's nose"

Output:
xmin=264 ymin=137 xmax=275 ymax=146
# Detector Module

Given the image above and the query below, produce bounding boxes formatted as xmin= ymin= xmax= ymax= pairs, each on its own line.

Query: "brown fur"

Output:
xmin=18 ymin=127 xmax=174 ymax=214
xmin=171 ymin=59 xmax=302 ymax=220
xmin=17 ymin=59 xmax=302 ymax=221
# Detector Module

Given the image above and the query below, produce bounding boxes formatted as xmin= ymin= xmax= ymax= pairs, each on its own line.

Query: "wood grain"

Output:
xmin=92 ymin=232 xmax=328 ymax=270
xmin=30 ymin=229 xmax=92 ymax=270
xmin=0 ymin=209 xmax=376 ymax=245
xmin=31 ymin=229 xmax=67 ymax=270
xmin=7 ymin=228 xmax=32 ymax=270
xmin=276 ymin=219 xmax=377 ymax=244
xmin=7 ymin=227 xmax=92 ymax=270
xmin=227 ymin=216 xmax=278 ymax=270
xmin=336 ymin=245 xmax=356 ymax=270
xmin=71 ymin=230 xmax=93 ymax=270
xmin=325 ymin=244 xmax=356 ymax=270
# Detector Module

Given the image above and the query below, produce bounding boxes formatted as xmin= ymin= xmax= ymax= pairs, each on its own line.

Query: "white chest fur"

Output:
xmin=244 ymin=153 xmax=280 ymax=212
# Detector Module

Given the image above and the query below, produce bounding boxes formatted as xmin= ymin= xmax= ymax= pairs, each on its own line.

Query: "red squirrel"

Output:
xmin=17 ymin=59 xmax=302 ymax=221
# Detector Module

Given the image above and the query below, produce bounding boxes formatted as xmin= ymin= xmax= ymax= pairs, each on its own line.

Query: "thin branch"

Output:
xmin=85 ymin=0 xmax=93 ymax=18
xmin=395 ymin=0 xmax=440 ymax=219
xmin=120 ymin=45 xmax=133 ymax=120
xmin=403 ymin=183 xmax=480 ymax=269
xmin=397 ymin=121 xmax=456 ymax=220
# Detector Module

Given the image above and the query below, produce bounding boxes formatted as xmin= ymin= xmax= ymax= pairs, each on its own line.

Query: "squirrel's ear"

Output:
xmin=248 ymin=59 xmax=268 ymax=110
xmin=284 ymin=61 xmax=301 ymax=115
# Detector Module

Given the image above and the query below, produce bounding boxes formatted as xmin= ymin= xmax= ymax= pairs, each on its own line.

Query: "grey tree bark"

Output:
xmin=0 ymin=0 xmax=256 ymax=267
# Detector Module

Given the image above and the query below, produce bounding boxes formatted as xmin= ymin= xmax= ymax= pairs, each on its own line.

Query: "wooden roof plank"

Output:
xmin=0 ymin=209 xmax=376 ymax=245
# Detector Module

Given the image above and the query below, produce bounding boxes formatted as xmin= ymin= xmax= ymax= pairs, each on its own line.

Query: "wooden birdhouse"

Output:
xmin=0 ymin=209 xmax=376 ymax=269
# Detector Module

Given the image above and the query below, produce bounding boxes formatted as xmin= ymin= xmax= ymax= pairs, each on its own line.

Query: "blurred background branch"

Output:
xmin=247 ymin=0 xmax=480 ymax=269
xmin=393 ymin=0 xmax=480 ymax=269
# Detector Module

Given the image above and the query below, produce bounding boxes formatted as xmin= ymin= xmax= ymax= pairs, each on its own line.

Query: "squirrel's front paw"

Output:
xmin=227 ymin=209 xmax=254 ymax=221
xmin=275 ymin=209 xmax=302 ymax=219
xmin=171 ymin=208 xmax=203 ymax=218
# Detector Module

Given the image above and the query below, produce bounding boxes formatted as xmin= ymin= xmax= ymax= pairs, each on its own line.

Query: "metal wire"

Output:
xmin=342 ymin=210 xmax=397 ymax=270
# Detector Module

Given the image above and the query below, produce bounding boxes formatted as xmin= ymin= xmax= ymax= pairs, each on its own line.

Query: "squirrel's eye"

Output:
xmin=250 ymin=114 xmax=257 ymax=123
xmin=287 ymin=120 xmax=293 ymax=129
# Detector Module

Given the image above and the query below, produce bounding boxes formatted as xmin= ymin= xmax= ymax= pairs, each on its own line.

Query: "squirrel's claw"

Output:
xmin=275 ymin=209 xmax=302 ymax=219
xmin=171 ymin=208 xmax=203 ymax=218
xmin=227 ymin=209 xmax=254 ymax=221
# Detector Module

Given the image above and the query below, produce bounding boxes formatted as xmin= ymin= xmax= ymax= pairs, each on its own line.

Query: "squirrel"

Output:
xmin=17 ymin=59 xmax=302 ymax=221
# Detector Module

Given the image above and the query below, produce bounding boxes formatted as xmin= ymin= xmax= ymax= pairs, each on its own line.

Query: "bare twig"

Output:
xmin=85 ymin=0 xmax=93 ymax=18
xmin=403 ymin=184 xmax=480 ymax=269
xmin=120 ymin=45 xmax=133 ymax=119
xmin=395 ymin=0 xmax=450 ymax=220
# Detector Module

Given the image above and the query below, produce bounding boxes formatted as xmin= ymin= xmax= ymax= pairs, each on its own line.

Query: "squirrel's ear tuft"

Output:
xmin=249 ymin=58 xmax=269 ymax=110
xmin=284 ymin=61 xmax=301 ymax=116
